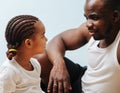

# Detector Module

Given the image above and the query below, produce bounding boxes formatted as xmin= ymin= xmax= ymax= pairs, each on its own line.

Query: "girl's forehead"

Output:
xmin=34 ymin=21 xmax=45 ymax=33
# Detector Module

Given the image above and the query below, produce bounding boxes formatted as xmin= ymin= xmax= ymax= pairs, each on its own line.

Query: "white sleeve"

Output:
xmin=30 ymin=58 xmax=41 ymax=75
xmin=0 ymin=67 xmax=16 ymax=93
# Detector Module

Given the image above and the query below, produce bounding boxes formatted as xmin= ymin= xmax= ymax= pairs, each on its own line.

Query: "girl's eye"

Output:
xmin=85 ymin=16 xmax=88 ymax=20
xmin=41 ymin=35 xmax=45 ymax=38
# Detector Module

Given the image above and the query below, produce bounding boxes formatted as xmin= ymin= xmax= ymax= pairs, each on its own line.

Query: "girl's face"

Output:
xmin=31 ymin=21 xmax=47 ymax=54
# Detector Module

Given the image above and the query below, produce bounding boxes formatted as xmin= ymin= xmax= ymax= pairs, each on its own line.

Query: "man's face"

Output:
xmin=84 ymin=0 xmax=114 ymax=40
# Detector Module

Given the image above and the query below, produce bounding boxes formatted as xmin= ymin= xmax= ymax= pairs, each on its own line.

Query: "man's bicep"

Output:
xmin=61 ymin=25 xmax=89 ymax=50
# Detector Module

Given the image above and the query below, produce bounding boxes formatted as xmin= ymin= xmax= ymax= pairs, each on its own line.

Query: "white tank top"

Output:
xmin=82 ymin=31 xmax=120 ymax=93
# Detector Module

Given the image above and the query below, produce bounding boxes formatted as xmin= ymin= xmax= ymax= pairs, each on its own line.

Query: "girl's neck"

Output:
xmin=14 ymin=55 xmax=34 ymax=71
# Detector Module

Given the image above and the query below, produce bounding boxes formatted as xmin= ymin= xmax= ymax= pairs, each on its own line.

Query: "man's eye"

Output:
xmin=84 ymin=15 xmax=99 ymax=20
xmin=91 ymin=15 xmax=99 ymax=20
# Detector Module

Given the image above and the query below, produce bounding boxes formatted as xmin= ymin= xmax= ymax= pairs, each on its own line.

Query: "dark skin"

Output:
xmin=35 ymin=0 xmax=120 ymax=92
xmin=46 ymin=0 xmax=120 ymax=93
xmin=34 ymin=53 xmax=52 ymax=89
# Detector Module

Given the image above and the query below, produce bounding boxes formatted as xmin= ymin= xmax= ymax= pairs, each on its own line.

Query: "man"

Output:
xmin=45 ymin=0 xmax=120 ymax=93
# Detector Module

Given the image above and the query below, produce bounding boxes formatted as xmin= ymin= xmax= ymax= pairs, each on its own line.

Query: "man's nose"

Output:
xmin=86 ymin=20 xmax=94 ymax=30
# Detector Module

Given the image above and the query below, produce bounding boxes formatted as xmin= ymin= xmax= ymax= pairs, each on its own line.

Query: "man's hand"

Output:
xmin=47 ymin=61 xmax=72 ymax=93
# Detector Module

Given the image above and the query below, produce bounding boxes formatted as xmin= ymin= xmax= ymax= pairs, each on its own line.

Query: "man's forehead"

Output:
xmin=85 ymin=0 xmax=104 ymax=10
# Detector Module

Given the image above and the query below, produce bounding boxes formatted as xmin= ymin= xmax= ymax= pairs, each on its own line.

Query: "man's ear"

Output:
xmin=113 ymin=10 xmax=120 ymax=22
xmin=24 ymin=39 xmax=33 ymax=48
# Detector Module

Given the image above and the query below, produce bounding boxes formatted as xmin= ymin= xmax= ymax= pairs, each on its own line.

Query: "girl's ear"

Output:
xmin=113 ymin=10 xmax=120 ymax=23
xmin=24 ymin=39 xmax=33 ymax=48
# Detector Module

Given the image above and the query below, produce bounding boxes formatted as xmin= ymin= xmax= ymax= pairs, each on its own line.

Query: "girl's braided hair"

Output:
xmin=5 ymin=15 xmax=39 ymax=60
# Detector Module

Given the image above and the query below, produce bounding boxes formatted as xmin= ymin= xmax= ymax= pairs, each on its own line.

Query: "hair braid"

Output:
xmin=5 ymin=15 xmax=39 ymax=60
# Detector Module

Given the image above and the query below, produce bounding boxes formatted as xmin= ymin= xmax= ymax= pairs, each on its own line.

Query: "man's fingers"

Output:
xmin=53 ymin=79 xmax=58 ymax=93
xmin=47 ymin=78 xmax=53 ymax=93
xmin=63 ymin=80 xmax=72 ymax=93
xmin=58 ymin=81 xmax=63 ymax=93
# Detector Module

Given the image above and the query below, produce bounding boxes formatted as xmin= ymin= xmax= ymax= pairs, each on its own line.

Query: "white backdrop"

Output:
xmin=0 ymin=0 xmax=87 ymax=66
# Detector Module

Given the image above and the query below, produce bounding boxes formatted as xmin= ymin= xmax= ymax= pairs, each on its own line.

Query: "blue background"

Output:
xmin=0 ymin=0 xmax=87 ymax=66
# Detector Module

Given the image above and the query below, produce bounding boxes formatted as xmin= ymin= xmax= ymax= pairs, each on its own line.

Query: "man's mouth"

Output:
xmin=89 ymin=31 xmax=96 ymax=36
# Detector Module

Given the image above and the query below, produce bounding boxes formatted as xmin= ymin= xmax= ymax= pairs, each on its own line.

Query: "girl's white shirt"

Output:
xmin=0 ymin=58 xmax=45 ymax=93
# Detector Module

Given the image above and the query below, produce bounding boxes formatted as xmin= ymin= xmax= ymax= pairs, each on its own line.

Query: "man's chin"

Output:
xmin=93 ymin=36 xmax=103 ymax=40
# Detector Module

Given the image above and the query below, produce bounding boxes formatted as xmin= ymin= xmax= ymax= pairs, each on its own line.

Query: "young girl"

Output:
xmin=0 ymin=15 xmax=47 ymax=93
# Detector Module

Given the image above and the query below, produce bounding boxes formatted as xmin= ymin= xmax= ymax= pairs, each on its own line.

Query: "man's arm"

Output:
xmin=46 ymin=23 xmax=91 ymax=93
xmin=47 ymin=23 xmax=90 ymax=64
xmin=33 ymin=52 xmax=53 ymax=92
